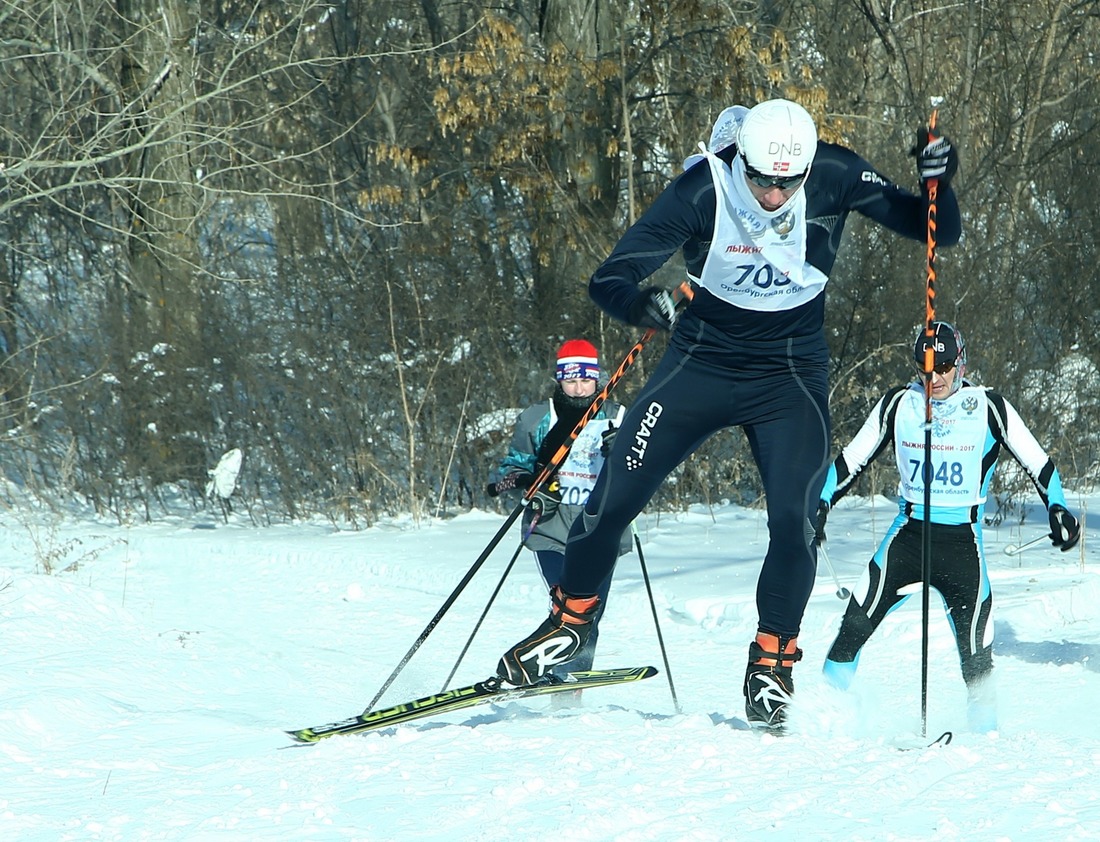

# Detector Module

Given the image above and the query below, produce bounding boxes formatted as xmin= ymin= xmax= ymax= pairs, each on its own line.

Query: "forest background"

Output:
xmin=0 ymin=0 xmax=1097 ymax=528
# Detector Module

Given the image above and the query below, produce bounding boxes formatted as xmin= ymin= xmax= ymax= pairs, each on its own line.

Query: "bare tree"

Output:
xmin=2 ymin=0 xmax=1093 ymax=523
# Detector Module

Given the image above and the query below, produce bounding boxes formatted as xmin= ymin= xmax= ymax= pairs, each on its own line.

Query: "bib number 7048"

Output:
xmin=908 ymin=459 xmax=964 ymax=487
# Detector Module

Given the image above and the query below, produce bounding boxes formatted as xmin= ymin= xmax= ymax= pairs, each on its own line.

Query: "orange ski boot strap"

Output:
xmin=550 ymin=586 xmax=600 ymax=625
xmin=751 ymin=631 xmax=804 ymax=669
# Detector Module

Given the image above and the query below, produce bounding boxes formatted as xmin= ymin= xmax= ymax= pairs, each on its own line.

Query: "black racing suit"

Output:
xmin=558 ymin=141 xmax=961 ymax=638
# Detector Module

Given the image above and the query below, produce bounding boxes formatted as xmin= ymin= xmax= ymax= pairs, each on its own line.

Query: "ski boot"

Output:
xmin=497 ymin=586 xmax=600 ymax=687
xmin=744 ymin=631 xmax=802 ymax=731
xmin=822 ymin=657 xmax=858 ymax=691
xmin=549 ymin=624 xmax=601 ymax=710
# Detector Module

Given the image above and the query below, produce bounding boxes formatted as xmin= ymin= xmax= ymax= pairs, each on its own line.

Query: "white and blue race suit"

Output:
xmin=821 ymin=381 xmax=1070 ymax=703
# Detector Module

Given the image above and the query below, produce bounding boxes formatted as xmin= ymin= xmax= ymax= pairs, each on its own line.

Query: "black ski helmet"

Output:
xmin=913 ymin=321 xmax=966 ymax=376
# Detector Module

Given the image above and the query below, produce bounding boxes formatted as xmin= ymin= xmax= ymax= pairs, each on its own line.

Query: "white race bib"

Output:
xmin=894 ymin=387 xmax=988 ymax=507
xmin=692 ymin=151 xmax=826 ymax=312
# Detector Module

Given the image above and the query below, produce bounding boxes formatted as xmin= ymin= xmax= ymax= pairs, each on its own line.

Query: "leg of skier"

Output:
xmin=497 ymin=350 xmax=723 ymax=686
xmin=823 ymin=520 xmax=912 ymax=689
xmin=933 ymin=527 xmax=997 ymax=732
xmin=730 ymin=337 xmax=831 ymax=730
xmin=741 ymin=394 xmax=829 ymax=729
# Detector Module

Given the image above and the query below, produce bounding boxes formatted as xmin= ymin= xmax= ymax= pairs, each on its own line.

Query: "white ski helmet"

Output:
xmin=737 ymin=99 xmax=818 ymax=178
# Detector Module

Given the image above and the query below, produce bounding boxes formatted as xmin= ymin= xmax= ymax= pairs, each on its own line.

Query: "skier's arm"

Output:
xmin=986 ymin=391 xmax=1068 ymax=510
xmin=488 ymin=404 xmax=545 ymax=497
xmin=987 ymin=391 xmax=1081 ymax=551
xmin=837 ymin=144 xmax=961 ymax=246
xmin=588 ymin=164 xmax=713 ymax=324
xmin=824 ymin=386 xmax=908 ymax=506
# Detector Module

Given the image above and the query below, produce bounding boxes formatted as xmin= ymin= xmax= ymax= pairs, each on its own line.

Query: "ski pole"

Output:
xmin=361 ymin=285 xmax=690 ymax=713
xmin=362 ymin=500 xmax=523 ymax=714
xmin=919 ymin=107 xmax=941 ymax=738
xmin=816 ymin=542 xmax=851 ymax=600
xmin=633 ymin=526 xmax=681 ymax=714
xmin=439 ymin=539 xmax=526 ymax=692
xmin=439 ymin=511 xmax=544 ymax=691
xmin=1004 ymin=534 xmax=1050 ymax=556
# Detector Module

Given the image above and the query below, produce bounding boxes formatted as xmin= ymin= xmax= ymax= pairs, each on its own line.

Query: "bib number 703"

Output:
xmin=734 ymin=263 xmax=791 ymax=289
xmin=909 ymin=459 xmax=964 ymax=487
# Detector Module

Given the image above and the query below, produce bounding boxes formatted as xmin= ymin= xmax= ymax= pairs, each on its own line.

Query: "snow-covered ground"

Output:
xmin=2 ymin=491 xmax=1098 ymax=840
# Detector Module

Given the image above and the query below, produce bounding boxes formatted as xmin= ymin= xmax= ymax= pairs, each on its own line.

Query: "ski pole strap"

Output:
xmin=523 ymin=281 xmax=694 ymax=503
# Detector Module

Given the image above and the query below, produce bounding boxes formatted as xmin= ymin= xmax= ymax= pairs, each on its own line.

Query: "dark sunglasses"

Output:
xmin=915 ymin=361 xmax=956 ymax=375
xmin=741 ymin=155 xmax=806 ymax=190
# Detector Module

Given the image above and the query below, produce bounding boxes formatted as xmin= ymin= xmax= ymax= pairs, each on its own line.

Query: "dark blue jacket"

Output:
xmin=590 ymin=141 xmax=962 ymax=342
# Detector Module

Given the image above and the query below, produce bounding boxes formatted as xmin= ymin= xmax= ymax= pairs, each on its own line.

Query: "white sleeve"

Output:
xmin=831 ymin=387 xmax=907 ymax=501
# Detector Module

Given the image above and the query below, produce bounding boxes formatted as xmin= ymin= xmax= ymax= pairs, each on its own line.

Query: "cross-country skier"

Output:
xmin=818 ymin=321 xmax=1081 ymax=732
xmin=494 ymin=98 xmax=963 ymax=730
xmin=487 ymin=339 xmax=629 ymax=681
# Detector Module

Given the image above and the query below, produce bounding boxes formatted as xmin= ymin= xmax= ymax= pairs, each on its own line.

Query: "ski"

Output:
xmin=287 ymin=666 xmax=658 ymax=743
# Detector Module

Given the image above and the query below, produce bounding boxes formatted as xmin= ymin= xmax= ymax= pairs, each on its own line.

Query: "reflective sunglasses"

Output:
xmin=741 ymin=155 xmax=806 ymax=190
xmin=914 ymin=361 xmax=956 ymax=375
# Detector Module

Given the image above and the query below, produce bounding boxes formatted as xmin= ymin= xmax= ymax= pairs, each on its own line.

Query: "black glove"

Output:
xmin=530 ymin=481 xmax=562 ymax=518
xmin=814 ymin=500 xmax=830 ymax=546
xmin=911 ymin=129 xmax=959 ymax=186
xmin=486 ymin=470 xmax=534 ymax=497
xmin=626 ymin=286 xmax=677 ymax=331
xmin=600 ymin=423 xmax=618 ymax=457
xmin=1048 ymin=504 xmax=1081 ymax=552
